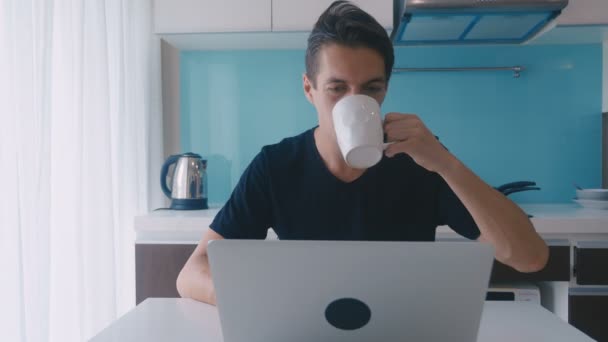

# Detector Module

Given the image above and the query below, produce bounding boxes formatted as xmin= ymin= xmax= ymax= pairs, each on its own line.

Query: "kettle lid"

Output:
xmin=181 ymin=152 xmax=202 ymax=159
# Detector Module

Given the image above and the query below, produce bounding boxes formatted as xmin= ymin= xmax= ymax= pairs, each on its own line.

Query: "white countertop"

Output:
xmin=90 ymin=298 xmax=593 ymax=342
xmin=135 ymin=204 xmax=608 ymax=243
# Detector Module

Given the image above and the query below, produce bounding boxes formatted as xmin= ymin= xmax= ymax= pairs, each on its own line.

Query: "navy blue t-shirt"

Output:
xmin=210 ymin=128 xmax=480 ymax=241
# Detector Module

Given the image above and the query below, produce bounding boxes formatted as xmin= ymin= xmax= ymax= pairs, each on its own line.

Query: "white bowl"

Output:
xmin=575 ymin=189 xmax=608 ymax=201
xmin=573 ymin=199 xmax=608 ymax=210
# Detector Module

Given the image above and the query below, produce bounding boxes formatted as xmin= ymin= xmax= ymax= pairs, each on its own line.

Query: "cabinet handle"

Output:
xmin=573 ymin=246 xmax=577 ymax=277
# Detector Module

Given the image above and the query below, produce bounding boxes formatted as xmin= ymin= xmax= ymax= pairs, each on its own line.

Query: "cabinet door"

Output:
xmin=574 ymin=241 xmax=608 ymax=285
xmin=154 ymin=0 xmax=271 ymax=34
xmin=272 ymin=0 xmax=392 ymax=32
xmin=135 ymin=244 xmax=196 ymax=304
xmin=490 ymin=244 xmax=570 ymax=282
xmin=569 ymin=288 xmax=608 ymax=342
xmin=558 ymin=0 xmax=608 ymax=25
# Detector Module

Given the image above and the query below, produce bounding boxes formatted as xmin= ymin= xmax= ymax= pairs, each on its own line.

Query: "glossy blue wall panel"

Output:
xmin=180 ymin=44 xmax=602 ymax=204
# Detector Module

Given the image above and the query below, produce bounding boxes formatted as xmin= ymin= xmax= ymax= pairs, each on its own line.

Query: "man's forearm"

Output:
xmin=176 ymin=254 xmax=217 ymax=305
xmin=438 ymin=155 xmax=549 ymax=273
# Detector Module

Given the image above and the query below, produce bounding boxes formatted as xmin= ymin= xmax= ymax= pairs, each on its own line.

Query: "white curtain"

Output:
xmin=0 ymin=0 xmax=164 ymax=341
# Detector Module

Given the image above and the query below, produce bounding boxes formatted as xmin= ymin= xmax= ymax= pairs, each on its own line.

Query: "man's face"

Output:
xmin=303 ymin=43 xmax=388 ymax=137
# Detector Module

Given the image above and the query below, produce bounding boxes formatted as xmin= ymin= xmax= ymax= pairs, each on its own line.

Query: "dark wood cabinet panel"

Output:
xmin=136 ymin=244 xmax=196 ymax=304
xmin=569 ymin=289 xmax=608 ymax=342
xmin=574 ymin=246 xmax=608 ymax=285
xmin=490 ymin=245 xmax=570 ymax=282
xmin=135 ymin=243 xmax=573 ymax=304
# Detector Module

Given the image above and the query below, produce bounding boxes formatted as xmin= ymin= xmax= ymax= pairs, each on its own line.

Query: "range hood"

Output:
xmin=392 ymin=0 xmax=569 ymax=45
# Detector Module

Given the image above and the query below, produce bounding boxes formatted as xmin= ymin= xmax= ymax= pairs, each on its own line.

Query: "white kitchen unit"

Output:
xmin=154 ymin=0 xmax=271 ymax=34
xmin=532 ymin=0 xmax=608 ymax=45
xmin=558 ymin=0 xmax=608 ymax=25
xmin=272 ymin=0 xmax=392 ymax=31
xmin=134 ymin=204 xmax=608 ymax=341
xmin=497 ymin=0 xmax=608 ymax=45
xmin=154 ymin=0 xmax=390 ymax=35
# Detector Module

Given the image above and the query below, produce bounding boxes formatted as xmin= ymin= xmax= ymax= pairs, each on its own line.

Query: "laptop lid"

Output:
xmin=208 ymin=240 xmax=494 ymax=342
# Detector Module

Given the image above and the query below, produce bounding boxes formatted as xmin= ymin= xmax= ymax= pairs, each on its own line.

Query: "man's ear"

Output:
xmin=303 ymin=73 xmax=314 ymax=104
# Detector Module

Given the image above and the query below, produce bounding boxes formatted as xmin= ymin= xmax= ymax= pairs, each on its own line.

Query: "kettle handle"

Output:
xmin=160 ymin=154 xmax=181 ymax=198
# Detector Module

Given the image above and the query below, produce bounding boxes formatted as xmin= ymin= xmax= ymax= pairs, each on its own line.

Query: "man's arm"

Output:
xmin=384 ymin=113 xmax=549 ymax=272
xmin=438 ymin=156 xmax=548 ymax=272
xmin=177 ymin=148 xmax=272 ymax=304
xmin=176 ymin=228 xmax=224 ymax=305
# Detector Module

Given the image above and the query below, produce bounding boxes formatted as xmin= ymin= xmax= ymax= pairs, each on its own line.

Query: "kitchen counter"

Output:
xmin=135 ymin=204 xmax=608 ymax=243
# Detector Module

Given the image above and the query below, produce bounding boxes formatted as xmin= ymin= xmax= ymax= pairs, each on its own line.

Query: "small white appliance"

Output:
xmin=487 ymin=283 xmax=542 ymax=305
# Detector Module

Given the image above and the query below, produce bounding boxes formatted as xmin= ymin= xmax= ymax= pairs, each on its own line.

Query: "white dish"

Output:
xmin=576 ymin=189 xmax=608 ymax=201
xmin=573 ymin=199 xmax=608 ymax=210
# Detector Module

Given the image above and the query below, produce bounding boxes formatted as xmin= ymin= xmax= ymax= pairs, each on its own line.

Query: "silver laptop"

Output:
xmin=208 ymin=240 xmax=494 ymax=342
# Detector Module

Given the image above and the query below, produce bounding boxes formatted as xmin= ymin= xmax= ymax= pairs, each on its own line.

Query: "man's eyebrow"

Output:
xmin=324 ymin=77 xmax=387 ymax=85
xmin=363 ymin=77 xmax=386 ymax=85
xmin=325 ymin=77 xmax=347 ymax=84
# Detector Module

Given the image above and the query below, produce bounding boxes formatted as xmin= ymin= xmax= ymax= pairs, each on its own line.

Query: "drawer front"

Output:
xmin=490 ymin=245 xmax=570 ymax=282
xmin=574 ymin=242 xmax=608 ymax=285
xmin=135 ymin=244 xmax=196 ymax=304
xmin=569 ymin=288 xmax=608 ymax=342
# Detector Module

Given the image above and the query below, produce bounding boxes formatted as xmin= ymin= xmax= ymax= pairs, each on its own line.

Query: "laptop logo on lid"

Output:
xmin=325 ymin=298 xmax=371 ymax=330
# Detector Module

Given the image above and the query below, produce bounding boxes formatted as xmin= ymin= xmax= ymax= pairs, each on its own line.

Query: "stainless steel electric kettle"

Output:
xmin=160 ymin=153 xmax=208 ymax=210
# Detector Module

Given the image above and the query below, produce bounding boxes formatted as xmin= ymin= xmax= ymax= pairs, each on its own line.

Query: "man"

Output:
xmin=177 ymin=1 xmax=548 ymax=305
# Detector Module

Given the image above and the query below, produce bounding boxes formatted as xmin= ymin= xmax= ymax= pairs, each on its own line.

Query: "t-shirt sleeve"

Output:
xmin=437 ymin=177 xmax=480 ymax=240
xmin=209 ymin=150 xmax=273 ymax=239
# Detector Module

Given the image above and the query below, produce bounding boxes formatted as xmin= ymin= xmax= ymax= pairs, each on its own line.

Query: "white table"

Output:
xmin=90 ymin=298 xmax=594 ymax=341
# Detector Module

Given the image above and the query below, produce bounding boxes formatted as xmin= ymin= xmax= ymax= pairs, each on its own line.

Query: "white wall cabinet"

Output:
xmin=557 ymin=0 xmax=608 ymax=25
xmin=272 ymin=0 xmax=392 ymax=32
xmin=154 ymin=0 xmax=608 ymax=49
xmin=154 ymin=0 xmax=271 ymax=34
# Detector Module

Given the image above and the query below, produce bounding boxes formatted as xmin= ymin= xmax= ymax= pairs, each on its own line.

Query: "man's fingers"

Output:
xmin=384 ymin=126 xmax=420 ymax=142
xmin=384 ymin=140 xmax=412 ymax=157
xmin=383 ymin=117 xmax=422 ymax=133
xmin=384 ymin=113 xmax=420 ymax=123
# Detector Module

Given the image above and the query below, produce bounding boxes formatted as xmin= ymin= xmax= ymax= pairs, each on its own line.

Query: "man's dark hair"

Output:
xmin=305 ymin=1 xmax=394 ymax=87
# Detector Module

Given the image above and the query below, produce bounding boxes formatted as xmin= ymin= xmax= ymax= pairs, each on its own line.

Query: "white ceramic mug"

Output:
xmin=332 ymin=94 xmax=390 ymax=169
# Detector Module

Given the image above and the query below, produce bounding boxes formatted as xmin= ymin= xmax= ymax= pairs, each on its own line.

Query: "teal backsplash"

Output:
xmin=181 ymin=44 xmax=602 ymax=204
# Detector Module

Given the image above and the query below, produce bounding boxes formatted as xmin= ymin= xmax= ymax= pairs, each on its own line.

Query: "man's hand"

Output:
xmin=383 ymin=113 xmax=455 ymax=174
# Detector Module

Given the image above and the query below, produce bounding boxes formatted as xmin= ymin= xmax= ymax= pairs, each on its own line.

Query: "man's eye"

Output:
xmin=365 ymin=86 xmax=383 ymax=93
